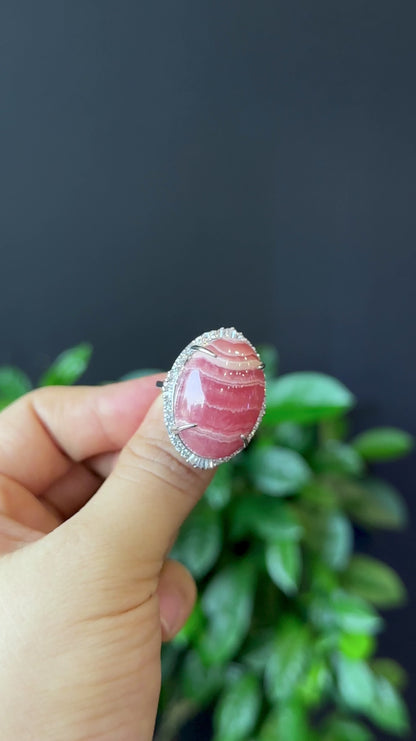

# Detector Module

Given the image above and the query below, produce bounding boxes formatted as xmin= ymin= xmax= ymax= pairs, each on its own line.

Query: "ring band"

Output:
xmin=158 ymin=327 xmax=266 ymax=468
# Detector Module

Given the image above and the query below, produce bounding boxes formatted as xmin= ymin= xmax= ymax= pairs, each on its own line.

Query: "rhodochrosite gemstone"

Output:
xmin=173 ymin=336 xmax=265 ymax=460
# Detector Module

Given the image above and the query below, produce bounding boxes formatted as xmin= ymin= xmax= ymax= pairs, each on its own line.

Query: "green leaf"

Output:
xmin=264 ymin=372 xmax=355 ymax=425
xmin=257 ymin=344 xmax=279 ymax=380
xmin=329 ymin=591 xmax=383 ymax=634
xmin=367 ymin=675 xmax=410 ymax=734
xmin=265 ymin=539 xmax=301 ymax=595
xmin=321 ymin=513 xmax=353 ymax=571
xmin=293 ymin=504 xmax=332 ymax=552
xmin=371 ymin=658 xmax=408 ymax=690
xmin=314 ymin=630 xmax=340 ymax=657
xmin=336 ymin=656 xmax=375 ymax=712
xmin=297 ymin=657 xmax=331 ymax=707
xmin=265 ymin=617 xmax=311 ymax=702
xmin=170 ymin=500 xmax=222 ymax=579
xmin=342 ymin=555 xmax=406 ymax=608
xmin=352 ymin=427 xmax=414 ymax=461
xmin=0 ymin=366 xmax=32 ymax=409
xmin=172 ymin=601 xmax=205 ymax=648
xmin=205 ymin=464 xmax=232 ymax=510
xmin=119 ymin=368 xmax=162 ymax=380
xmin=346 ymin=478 xmax=408 ymax=530
xmin=319 ymin=415 xmax=350 ymax=442
xmin=259 ymin=702 xmax=309 ymax=741
xmin=337 ymin=662 xmax=410 ymax=733
xmin=199 ymin=561 xmax=255 ymax=666
xmin=339 ymin=632 xmax=375 ymax=660
xmin=224 ymin=662 xmax=246 ymax=684
xmin=240 ymin=629 xmax=275 ymax=674
xmin=309 ymin=590 xmax=383 ymax=635
xmin=322 ymin=717 xmax=374 ymax=741
xmin=230 ymin=495 xmax=302 ymax=542
xmin=295 ymin=505 xmax=352 ymax=569
xmin=213 ymin=671 xmax=261 ymax=741
xmin=258 ymin=707 xmax=280 ymax=741
xmin=39 ymin=343 xmax=92 ymax=386
xmin=274 ymin=422 xmax=314 ymax=454
xmin=248 ymin=446 xmax=311 ymax=496
xmin=181 ymin=650 xmax=224 ymax=704
xmin=312 ymin=441 xmax=364 ymax=477
xmin=301 ymin=480 xmax=337 ymax=508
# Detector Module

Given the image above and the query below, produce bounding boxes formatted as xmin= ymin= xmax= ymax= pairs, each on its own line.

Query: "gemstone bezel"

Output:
xmin=162 ymin=327 xmax=266 ymax=469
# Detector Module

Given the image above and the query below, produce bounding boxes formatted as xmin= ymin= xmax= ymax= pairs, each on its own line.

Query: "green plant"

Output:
xmin=0 ymin=343 xmax=93 ymax=409
xmin=0 ymin=343 xmax=412 ymax=740
xmin=159 ymin=346 xmax=412 ymax=741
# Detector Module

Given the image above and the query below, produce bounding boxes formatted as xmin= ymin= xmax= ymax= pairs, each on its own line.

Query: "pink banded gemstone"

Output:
xmin=173 ymin=337 xmax=266 ymax=460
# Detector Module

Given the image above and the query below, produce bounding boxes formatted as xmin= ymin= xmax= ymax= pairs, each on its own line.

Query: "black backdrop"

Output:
xmin=1 ymin=1 xmax=415 ymax=735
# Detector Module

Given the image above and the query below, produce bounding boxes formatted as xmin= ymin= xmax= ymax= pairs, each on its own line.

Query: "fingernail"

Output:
xmin=159 ymin=584 xmax=185 ymax=638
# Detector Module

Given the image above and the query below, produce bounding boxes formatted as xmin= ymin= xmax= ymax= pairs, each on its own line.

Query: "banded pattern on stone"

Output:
xmin=173 ymin=337 xmax=266 ymax=460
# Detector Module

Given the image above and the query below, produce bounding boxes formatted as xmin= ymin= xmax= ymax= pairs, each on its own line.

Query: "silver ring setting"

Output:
xmin=159 ymin=327 xmax=266 ymax=469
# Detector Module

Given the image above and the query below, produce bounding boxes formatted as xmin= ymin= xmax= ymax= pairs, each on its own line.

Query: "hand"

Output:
xmin=0 ymin=377 xmax=214 ymax=740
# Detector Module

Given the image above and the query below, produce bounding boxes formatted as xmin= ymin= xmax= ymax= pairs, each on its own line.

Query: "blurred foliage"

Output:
xmin=0 ymin=342 xmax=92 ymax=410
xmin=0 ymin=342 xmax=412 ymax=740
xmin=158 ymin=343 xmax=412 ymax=741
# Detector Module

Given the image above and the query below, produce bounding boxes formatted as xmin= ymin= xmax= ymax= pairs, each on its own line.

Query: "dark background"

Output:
xmin=1 ymin=1 xmax=415 ymax=736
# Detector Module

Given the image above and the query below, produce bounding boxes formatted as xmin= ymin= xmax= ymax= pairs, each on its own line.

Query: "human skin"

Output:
xmin=0 ymin=376 xmax=214 ymax=740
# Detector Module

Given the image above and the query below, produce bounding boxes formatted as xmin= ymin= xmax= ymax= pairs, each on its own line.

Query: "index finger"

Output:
xmin=0 ymin=375 xmax=164 ymax=496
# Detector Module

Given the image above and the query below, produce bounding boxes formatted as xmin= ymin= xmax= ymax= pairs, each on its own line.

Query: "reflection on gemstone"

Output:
xmin=173 ymin=337 xmax=266 ymax=460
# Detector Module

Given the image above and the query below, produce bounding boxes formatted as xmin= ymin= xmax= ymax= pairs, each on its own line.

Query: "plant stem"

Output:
xmin=154 ymin=698 xmax=198 ymax=741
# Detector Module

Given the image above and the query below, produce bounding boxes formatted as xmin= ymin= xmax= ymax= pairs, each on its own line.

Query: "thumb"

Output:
xmin=73 ymin=392 xmax=214 ymax=571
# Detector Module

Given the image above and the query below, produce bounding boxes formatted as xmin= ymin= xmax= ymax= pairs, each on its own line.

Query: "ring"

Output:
xmin=157 ymin=327 xmax=266 ymax=469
